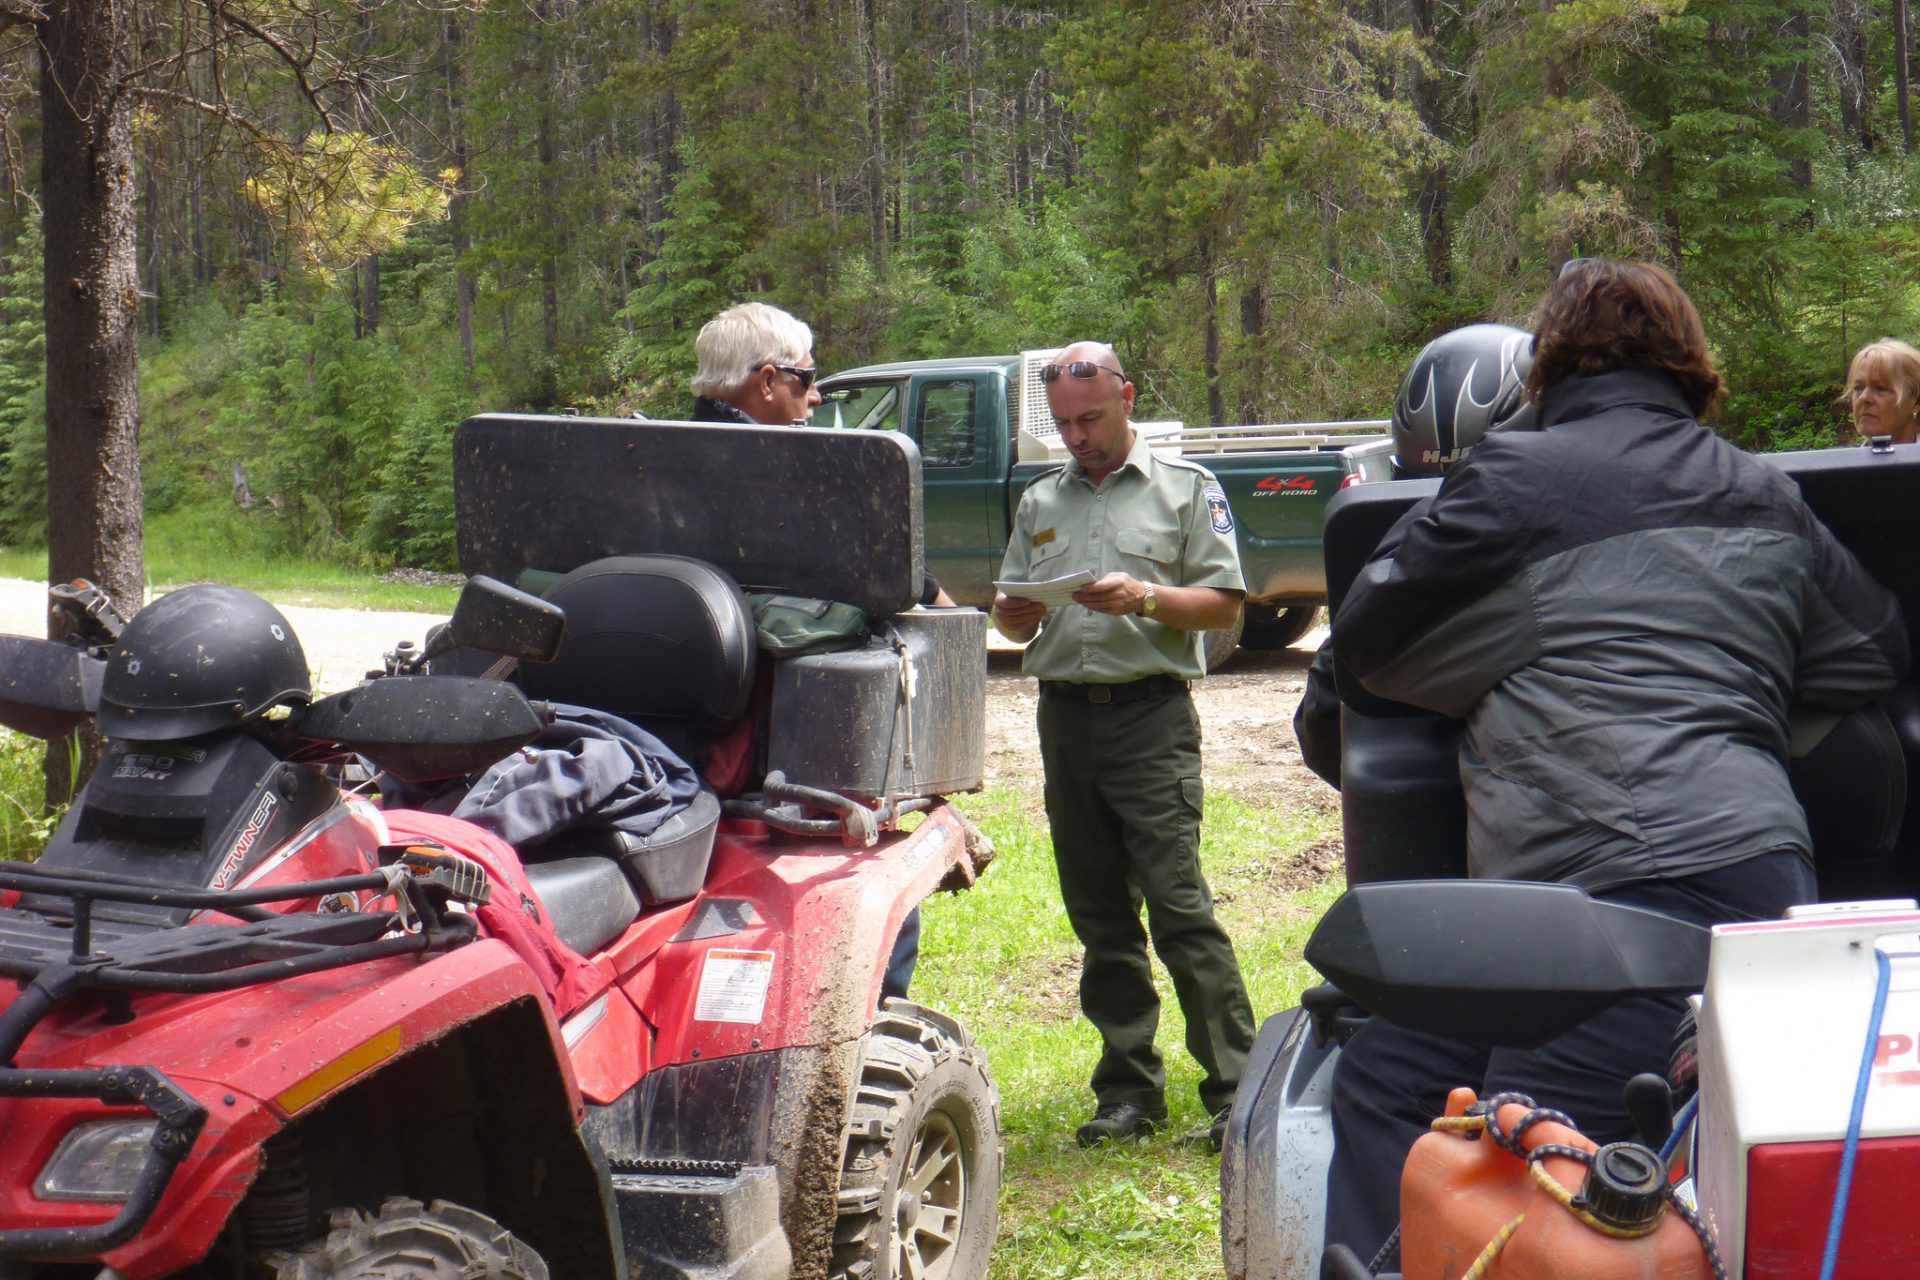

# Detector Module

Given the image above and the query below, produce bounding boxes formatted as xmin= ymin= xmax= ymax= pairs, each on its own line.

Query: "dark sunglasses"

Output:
xmin=1041 ymin=360 xmax=1125 ymax=384
xmin=772 ymin=364 xmax=818 ymax=390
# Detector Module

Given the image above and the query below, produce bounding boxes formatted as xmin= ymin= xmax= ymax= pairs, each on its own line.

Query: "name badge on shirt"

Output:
xmin=1033 ymin=527 xmax=1057 ymax=548
xmin=1204 ymin=485 xmax=1234 ymax=534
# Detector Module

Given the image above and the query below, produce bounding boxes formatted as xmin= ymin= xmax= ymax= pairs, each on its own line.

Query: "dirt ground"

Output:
xmin=981 ymin=637 xmax=1335 ymax=817
xmin=0 ymin=576 xmax=1333 ymax=817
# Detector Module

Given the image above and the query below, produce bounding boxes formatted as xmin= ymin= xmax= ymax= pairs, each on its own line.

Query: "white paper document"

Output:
xmin=993 ymin=569 xmax=1096 ymax=607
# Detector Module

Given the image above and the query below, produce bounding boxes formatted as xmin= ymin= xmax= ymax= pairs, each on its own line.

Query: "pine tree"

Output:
xmin=609 ymin=141 xmax=748 ymax=415
xmin=0 ymin=222 xmax=46 ymax=547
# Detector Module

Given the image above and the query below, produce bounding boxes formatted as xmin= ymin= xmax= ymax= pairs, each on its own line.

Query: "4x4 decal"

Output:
xmin=1254 ymin=474 xmax=1319 ymax=497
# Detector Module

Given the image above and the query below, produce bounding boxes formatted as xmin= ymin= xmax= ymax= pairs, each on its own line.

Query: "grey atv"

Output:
xmin=1222 ymin=443 xmax=1920 ymax=1279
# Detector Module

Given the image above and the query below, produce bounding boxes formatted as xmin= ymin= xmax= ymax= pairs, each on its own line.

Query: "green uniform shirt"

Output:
xmin=1001 ymin=431 xmax=1245 ymax=682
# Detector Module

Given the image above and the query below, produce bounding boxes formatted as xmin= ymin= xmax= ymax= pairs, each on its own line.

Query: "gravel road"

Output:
xmin=0 ymin=578 xmax=447 ymax=694
xmin=0 ymin=577 xmax=1333 ymax=818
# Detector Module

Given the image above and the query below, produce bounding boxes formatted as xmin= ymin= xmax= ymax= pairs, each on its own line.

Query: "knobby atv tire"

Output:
xmin=832 ymin=1001 xmax=1003 ymax=1280
xmin=267 ymin=1196 xmax=549 ymax=1279
xmin=1201 ymin=605 xmax=1246 ymax=673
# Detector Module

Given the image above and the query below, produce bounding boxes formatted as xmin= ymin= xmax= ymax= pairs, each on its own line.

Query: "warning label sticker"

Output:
xmin=694 ymin=949 xmax=776 ymax=1024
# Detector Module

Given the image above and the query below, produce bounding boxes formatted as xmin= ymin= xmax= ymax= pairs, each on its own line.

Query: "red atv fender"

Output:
xmin=0 ymin=937 xmax=576 ymax=1278
xmin=565 ymin=803 xmax=992 ymax=1279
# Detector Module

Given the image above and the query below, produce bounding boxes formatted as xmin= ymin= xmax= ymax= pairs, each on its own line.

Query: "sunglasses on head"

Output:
xmin=771 ymin=364 xmax=818 ymax=390
xmin=1041 ymin=360 xmax=1125 ymax=384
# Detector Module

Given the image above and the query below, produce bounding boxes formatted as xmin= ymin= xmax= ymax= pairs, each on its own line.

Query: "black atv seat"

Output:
xmin=1795 ymin=693 xmax=1920 ymax=901
xmin=523 ymin=856 xmax=640 ymax=956
xmin=546 ymin=788 xmax=724 ymax=905
xmin=516 ymin=556 xmax=747 ymax=906
xmin=519 ymin=555 xmax=758 ymax=724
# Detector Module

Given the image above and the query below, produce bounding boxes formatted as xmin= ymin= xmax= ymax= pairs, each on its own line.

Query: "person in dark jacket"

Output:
xmin=1294 ymin=323 xmax=1535 ymax=788
xmin=1321 ymin=260 xmax=1912 ymax=1263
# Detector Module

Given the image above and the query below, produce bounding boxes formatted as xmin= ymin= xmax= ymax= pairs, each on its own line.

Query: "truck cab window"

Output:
xmin=918 ymin=381 xmax=977 ymax=467
xmin=820 ymin=383 xmax=901 ymax=432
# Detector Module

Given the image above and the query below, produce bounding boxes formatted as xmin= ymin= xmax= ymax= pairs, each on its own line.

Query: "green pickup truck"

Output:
xmin=817 ymin=351 xmax=1394 ymax=665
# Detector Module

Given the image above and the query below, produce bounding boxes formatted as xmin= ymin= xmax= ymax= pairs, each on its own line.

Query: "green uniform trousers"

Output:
xmin=1037 ymin=687 xmax=1256 ymax=1116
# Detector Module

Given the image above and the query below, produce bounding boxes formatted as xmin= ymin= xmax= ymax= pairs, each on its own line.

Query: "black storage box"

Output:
xmin=767 ymin=611 xmax=986 ymax=803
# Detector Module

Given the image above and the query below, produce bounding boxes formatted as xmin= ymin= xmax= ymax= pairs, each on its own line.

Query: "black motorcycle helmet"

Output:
xmin=1392 ymin=323 xmax=1538 ymax=475
xmin=97 ymin=585 xmax=312 ymax=741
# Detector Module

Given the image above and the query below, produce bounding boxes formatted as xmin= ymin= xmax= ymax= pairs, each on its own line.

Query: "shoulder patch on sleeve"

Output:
xmin=1204 ymin=484 xmax=1234 ymax=534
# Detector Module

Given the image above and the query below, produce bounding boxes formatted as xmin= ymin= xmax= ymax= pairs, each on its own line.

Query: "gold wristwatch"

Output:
xmin=1140 ymin=582 xmax=1158 ymax=617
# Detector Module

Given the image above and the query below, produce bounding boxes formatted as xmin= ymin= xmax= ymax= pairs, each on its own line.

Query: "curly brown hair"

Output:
xmin=1526 ymin=259 xmax=1724 ymax=419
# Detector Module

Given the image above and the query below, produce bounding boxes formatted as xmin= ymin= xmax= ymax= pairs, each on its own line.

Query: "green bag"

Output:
xmin=746 ymin=593 xmax=871 ymax=658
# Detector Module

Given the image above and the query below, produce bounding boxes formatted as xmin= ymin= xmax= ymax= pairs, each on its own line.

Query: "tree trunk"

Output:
xmin=863 ymin=0 xmax=887 ymax=274
xmin=1201 ymin=236 xmax=1225 ymax=427
xmin=1013 ymin=71 xmax=1031 ymax=204
xmin=536 ymin=0 xmax=560 ymax=360
xmin=1834 ymin=0 xmax=1873 ymax=151
xmin=1898 ymin=0 xmax=1915 ymax=154
xmin=1408 ymin=0 xmax=1452 ymax=289
xmin=1237 ymin=284 xmax=1267 ymax=422
xmin=353 ymin=2 xmax=382 ymax=335
xmin=1537 ymin=0 xmax=1575 ymax=269
xmin=360 ymin=254 xmax=381 ymax=335
xmin=954 ymin=0 xmax=977 ymax=212
xmin=136 ymin=0 xmax=159 ymax=337
xmin=443 ymin=11 xmax=476 ymax=374
xmin=189 ymin=121 xmax=209 ymax=286
xmin=1769 ymin=10 xmax=1812 ymax=187
xmin=41 ymin=0 xmax=142 ymax=805
xmin=141 ymin=143 xmax=158 ymax=337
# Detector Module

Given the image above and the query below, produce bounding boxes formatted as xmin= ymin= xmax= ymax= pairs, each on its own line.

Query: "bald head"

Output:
xmin=1055 ymin=340 xmax=1126 ymax=379
xmin=1045 ymin=340 xmax=1136 ymax=482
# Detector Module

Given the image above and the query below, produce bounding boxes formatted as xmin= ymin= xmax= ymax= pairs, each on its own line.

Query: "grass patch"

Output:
xmin=0 ymin=730 xmax=59 ymax=861
xmin=0 ymin=509 xmax=460 ymax=613
xmin=923 ymin=785 xmax=1340 ymax=1279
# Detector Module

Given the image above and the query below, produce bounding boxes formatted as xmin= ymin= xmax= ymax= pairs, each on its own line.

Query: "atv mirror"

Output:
xmin=301 ymin=676 xmax=544 ymax=782
xmin=429 ymin=575 xmax=565 ymax=664
xmin=1305 ymin=880 xmax=1711 ymax=1049
xmin=0 ymin=634 xmax=103 ymax=740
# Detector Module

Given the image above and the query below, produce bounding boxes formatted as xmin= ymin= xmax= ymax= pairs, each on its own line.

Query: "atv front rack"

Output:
xmin=0 ymin=853 xmax=487 ymax=1258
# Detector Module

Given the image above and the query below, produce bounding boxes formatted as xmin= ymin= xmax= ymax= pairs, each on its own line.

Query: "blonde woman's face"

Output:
xmin=1851 ymin=368 xmax=1920 ymax=444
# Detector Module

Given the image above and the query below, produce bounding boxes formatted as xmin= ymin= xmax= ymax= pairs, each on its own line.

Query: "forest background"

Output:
xmin=0 ymin=0 xmax=1917 ymax=576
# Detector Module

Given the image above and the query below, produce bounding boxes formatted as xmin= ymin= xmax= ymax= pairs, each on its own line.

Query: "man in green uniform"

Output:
xmin=990 ymin=340 xmax=1256 ymax=1151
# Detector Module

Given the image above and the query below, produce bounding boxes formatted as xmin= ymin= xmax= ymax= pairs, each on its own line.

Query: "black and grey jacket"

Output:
xmin=1335 ymin=368 xmax=1910 ymax=891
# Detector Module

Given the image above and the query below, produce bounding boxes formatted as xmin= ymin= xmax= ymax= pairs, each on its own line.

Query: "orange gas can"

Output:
xmin=1398 ymin=1088 xmax=1713 ymax=1280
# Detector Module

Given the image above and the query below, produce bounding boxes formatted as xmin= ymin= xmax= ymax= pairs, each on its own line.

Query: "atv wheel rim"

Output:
xmin=895 ymin=1108 xmax=965 ymax=1280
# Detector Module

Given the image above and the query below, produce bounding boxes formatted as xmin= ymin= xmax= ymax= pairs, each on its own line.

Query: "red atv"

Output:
xmin=0 ymin=416 xmax=1000 ymax=1279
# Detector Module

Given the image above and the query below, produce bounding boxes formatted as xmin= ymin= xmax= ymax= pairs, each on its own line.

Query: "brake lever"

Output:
xmin=48 ymin=579 xmax=127 ymax=650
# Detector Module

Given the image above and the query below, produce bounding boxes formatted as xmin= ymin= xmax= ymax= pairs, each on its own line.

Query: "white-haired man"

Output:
xmin=689 ymin=300 xmax=950 ymax=1003
xmin=690 ymin=302 xmax=823 ymax=426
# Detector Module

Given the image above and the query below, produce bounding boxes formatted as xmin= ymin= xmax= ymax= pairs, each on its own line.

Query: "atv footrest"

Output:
xmin=610 ymin=1162 xmax=790 ymax=1280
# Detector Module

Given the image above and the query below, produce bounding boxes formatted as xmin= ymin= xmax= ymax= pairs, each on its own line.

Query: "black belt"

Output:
xmin=1038 ymin=675 xmax=1189 ymax=705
